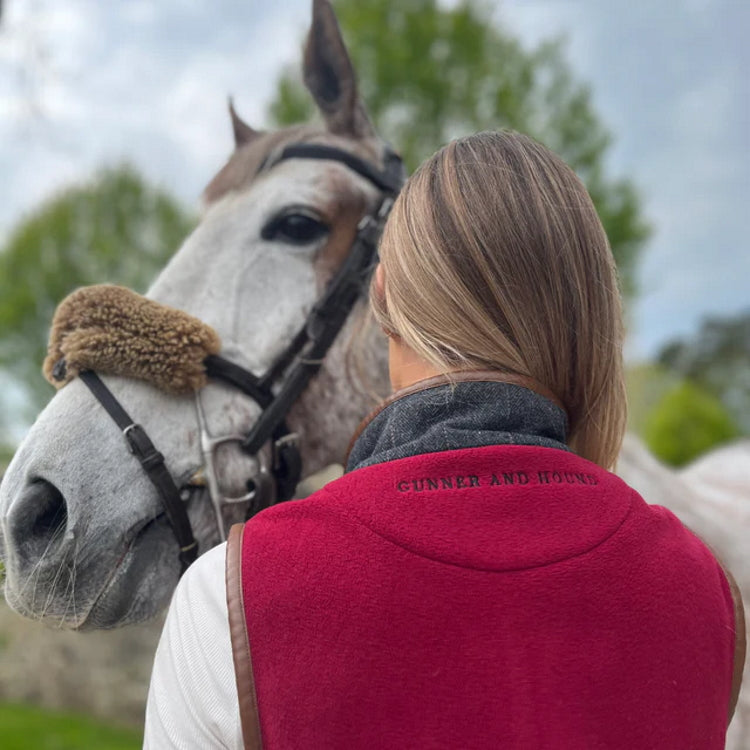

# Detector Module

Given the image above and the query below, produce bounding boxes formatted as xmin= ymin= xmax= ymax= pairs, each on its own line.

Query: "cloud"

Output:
xmin=502 ymin=0 xmax=748 ymax=358
xmin=0 ymin=0 xmax=747 ymax=362
xmin=0 ymin=0 xmax=311 ymax=230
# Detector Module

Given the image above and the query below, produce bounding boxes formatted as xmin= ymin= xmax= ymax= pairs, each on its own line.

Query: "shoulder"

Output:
xmin=242 ymin=482 xmax=358 ymax=542
xmin=144 ymin=542 xmax=243 ymax=749
xmin=177 ymin=539 xmax=227 ymax=605
xmin=152 ymin=539 xmax=230 ymax=672
xmin=161 ymin=539 xmax=228 ymax=638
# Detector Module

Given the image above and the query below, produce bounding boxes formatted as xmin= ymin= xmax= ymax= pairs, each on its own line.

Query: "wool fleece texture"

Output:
xmin=234 ymin=383 xmax=736 ymax=749
xmin=43 ymin=284 xmax=220 ymax=394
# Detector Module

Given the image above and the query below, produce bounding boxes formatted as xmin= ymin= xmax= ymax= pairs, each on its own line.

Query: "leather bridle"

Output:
xmin=77 ymin=142 xmax=404 ymax=572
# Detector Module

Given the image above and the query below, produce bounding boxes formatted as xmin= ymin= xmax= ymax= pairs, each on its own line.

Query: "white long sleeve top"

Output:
xmin=143 ymin=542 xmax=242 ymax=749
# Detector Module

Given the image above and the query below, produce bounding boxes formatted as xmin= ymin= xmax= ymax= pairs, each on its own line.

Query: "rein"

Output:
xmin=78 ymin=142 xmax=404 ymax=571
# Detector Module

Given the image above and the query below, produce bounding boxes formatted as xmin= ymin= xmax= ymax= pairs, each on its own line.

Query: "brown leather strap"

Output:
xmin=226 ymin=523 xmax=262 ymax=749
xmin=345 ymin=370 xmax=566 ymax=465
xmin=720 ymin=562 xmax=746 ymax=723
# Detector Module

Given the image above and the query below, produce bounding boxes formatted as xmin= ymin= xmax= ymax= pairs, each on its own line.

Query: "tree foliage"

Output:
xmin=625 ymin=363 xmax=681 ymax=437
xmin=643 ymin=380 xmax=740 ymax=467
xmin=658 ymin=311 xmax=750 ymax=435
xmin=0 ymin=164 xmax=195 ymax=427
xmin=269 ymin=0 xmax=650 ymax=297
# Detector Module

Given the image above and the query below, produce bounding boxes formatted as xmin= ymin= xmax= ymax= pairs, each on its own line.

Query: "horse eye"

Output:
xmin=261 ymin=211 xmax=329 ymax=245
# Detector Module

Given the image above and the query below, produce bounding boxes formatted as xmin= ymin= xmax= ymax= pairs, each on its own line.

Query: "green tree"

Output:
xmin=644 ymin=380 xmax=741 ymax=467
xmin=625 ymin=362 xmax=681 ymax=437
xmin=0 ymin=164 xmax=195 ymax=429
xmin=270 ymin=0 xmax=650 ymax=298
xmin=658 ymin=311 xmax=750 ymax=434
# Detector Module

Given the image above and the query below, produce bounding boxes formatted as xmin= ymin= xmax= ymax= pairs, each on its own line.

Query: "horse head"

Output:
xmin=0 ymin=0 xmax=394 ymax=629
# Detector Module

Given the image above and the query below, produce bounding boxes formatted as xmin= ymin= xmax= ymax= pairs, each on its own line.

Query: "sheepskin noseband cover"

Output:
xmin=43 ymin=285 xmax=221 ymax=395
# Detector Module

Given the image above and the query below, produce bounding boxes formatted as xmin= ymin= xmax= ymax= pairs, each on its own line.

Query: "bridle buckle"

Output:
xmin=274 ymin=432 xmax=299 ymax=451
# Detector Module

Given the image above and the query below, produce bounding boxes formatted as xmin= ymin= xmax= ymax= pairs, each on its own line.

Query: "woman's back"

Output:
xmin=235 ymin=381 xmax=735 ymax=749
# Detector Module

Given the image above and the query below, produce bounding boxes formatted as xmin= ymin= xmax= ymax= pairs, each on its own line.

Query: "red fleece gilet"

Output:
xmin=239 ymin=445 xmax=735 ymax=749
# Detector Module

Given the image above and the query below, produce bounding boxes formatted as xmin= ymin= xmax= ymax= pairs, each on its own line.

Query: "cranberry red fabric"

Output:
xmin=239 ymin=445 xmax=734 ymax=749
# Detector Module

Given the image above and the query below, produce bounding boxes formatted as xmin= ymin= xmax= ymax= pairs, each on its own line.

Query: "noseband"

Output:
xmin=78 ymin=142 xmax=405 ymax=571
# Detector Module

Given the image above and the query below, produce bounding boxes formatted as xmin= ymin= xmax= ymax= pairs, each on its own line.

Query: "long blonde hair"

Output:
xmin=372 ymin=131 xmax=627 ymax=469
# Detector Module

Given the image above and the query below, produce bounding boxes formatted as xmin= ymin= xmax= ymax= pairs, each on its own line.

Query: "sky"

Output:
xmin=0 ymin=0 xmax=748 ymax=362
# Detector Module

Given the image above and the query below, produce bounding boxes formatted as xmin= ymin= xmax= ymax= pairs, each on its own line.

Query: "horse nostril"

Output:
xmin=11 ymin=478 xmax=69 ymax=560
xmin=31 ymin=480 xmax=68 ymax=536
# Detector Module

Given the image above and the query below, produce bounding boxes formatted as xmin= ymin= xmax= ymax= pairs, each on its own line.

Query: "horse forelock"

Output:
xmin=202 ymin=124 xmax=384 ymax=206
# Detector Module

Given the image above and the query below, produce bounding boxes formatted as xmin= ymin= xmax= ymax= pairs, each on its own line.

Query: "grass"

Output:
xmin=0 ymin=703 xmax=141 ymax=750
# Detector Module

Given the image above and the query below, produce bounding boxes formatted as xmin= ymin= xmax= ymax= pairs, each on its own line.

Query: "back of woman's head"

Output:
xmin=373 ymin=130 xmax=626 ymax=469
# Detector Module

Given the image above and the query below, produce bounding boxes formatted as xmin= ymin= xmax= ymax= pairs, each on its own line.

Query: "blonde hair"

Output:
xmin=372 ymin=131 xmax=627 ymax=469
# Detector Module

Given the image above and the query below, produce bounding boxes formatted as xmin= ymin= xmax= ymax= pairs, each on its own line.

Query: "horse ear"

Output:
xmin=228 ymin=97 xmax=260 ymax=148
xmin=303 ymin=0 xmax=375 ymax=138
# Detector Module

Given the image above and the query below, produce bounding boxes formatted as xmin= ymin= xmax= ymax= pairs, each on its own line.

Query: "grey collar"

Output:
xmin=346 ymin=374 xmax=569 ymax=473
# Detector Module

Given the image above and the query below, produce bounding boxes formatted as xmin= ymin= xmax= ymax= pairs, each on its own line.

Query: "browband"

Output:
xmin=260 ymin=143 xmax=404 ymax=195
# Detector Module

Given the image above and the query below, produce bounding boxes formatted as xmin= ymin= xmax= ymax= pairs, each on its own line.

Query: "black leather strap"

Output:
xmin=241 ymin=196 xmax=393 ymax=455
xmin=203 ymin=355 xmax=301 ymax=507
xmin=274 ymin=438 xmax=302 ymax=504
xmin=204 ymin=356 xmax=274 ymax=409
xmin=262 ymin=143 xmax=404 ymax=195
xmin=79 ymin=370 xmax=198 ymax=570
xmin=239 ymin=143 xmax=403 ymax=458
